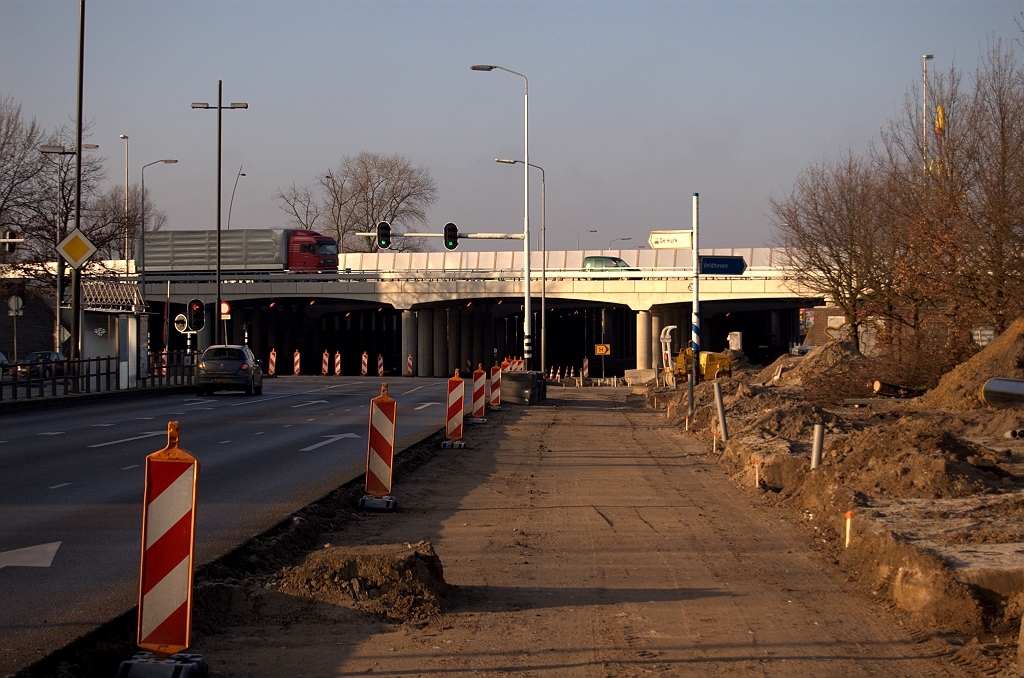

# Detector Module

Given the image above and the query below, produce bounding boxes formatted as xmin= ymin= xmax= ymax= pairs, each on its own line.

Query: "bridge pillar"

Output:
xmin=484 ymin=305 xmax=496 ymax=368
xmin=433 ymin=308 xmax=447 ymax=377
xmin=401 ymin=309 xmax=416 ymax=375
xmin=651 ymin=311 xmax=662 ymax=370
xmin=417 ymin=309 xmax=433 ymax=377
xmin=446 ymin=308 xmax=460 ymax=377
xmin=636 ymin=310 xmax=651 ymax=371
xmin=472 ymin=306 xmax=484 ymax=371
xmin=495 ymin=314 xmax=507 ymax=365
xmin=460 ymin=307 xmax=472 ymax=374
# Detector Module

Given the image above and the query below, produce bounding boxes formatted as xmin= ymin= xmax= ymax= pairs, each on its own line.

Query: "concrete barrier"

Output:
xmin=500 ymin=371 xmax=547 ymax=405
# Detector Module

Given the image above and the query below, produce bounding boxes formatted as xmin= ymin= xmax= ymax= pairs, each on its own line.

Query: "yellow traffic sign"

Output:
xmin=594 ymin=344 xmax=611 ymax=355
xmin=57 ymin=229 xmax=97 ymax=270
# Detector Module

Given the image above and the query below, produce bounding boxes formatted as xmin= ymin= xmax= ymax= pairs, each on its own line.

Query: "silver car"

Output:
xmin=196 ymin=345 xmax=263 ymax=396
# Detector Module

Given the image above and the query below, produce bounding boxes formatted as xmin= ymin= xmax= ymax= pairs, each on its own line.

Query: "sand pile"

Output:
xmin=920 ymin=316 xmax=1024 ymax=411
xmin=273 ymin=540 xmax=447 ymax=623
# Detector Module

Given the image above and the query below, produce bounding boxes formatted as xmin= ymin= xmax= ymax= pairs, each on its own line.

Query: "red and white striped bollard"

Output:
xmin=322 ymin=350 xmax=329 ymax=375
xmin=293 ymin=349 xmax=301 ymax=375
xmin=268 ymin=348 xmax=276 ymax=376
xmin=334 ymin=351 xmax=341 ymax=376
xmin=471 ymin=364 xmax=487 ymax=421
xmin=489 ymin=365 xmax=501 ymax=410
xmin=358 ymin=383 xmax=398 ymax=510
xmin=406 ymin=354 xmax=414 ymax=376
xmin=442 ymin=369 xmax=465 ymax=449
xmin=377 ymin=353 xmax=384 ymax=377
xmin=360 ymin=351 xmax=368 ymax=376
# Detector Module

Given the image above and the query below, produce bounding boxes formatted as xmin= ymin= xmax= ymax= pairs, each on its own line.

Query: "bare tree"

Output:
xmin=0 ymin=94 xmax=46 ymax=257
xmin=86 ymin=183 xmax=167 ymax=260
xmin=274 ymin=183 xmax=321 ymax=231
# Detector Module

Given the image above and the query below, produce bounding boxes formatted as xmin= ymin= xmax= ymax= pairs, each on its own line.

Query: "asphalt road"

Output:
xmin=0 ymin=375 xmax=447 ymax=676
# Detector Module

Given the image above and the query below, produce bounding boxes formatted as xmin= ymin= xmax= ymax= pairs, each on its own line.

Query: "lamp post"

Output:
xmin=496 ymin=158 xmax=546 ymax=372
xmin=192 ymin=81 xmax=248 ymax=345
xmin=923 ymin=54 xmax=934 ymax=176
xmin=40 ymin=143 xmax=98 ymax=351
xmin=70 ymin=0 xmax=85 ymax=363
xmin=471 ymin=64 xmax=532 ymax=370
xmin=140 ymin=159 xmax=178 ymax=305
xmin=227 ymin=165 xmax=245 ymax=231
xmin=577 ymin=229 xmax=597 ymax=250
xmin=119 ymin=134 xmax=129 ymax=270
xmin=608 ymin=237 xmax=632 ymax=250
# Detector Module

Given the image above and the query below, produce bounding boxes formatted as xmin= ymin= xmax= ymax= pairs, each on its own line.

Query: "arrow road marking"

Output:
xmin=292 ymin=400 xmax=328 ymax=408
xmin=0 ymin=542 xmax=61 ymax=569
xmin=415 ymin=402 xmax=441 ymax=410
xmin=87 ymin=431 xmax=164 ymax=448
xmin=300 ymin=433 xmax=361 ymax=452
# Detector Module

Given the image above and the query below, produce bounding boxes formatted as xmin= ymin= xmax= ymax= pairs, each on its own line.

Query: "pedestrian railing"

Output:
xmin=139 ymin=350 xmax=198 ymax=388
xmin=0 ymin=356 xmax=119 ymax=402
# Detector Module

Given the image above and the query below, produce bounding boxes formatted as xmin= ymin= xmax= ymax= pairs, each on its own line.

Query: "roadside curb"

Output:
xmin=0 ymin=385 xmax=197 ymax=415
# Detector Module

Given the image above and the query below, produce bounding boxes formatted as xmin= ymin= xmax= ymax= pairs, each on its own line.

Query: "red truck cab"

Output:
xmin=287 ymin=230 xmax=339 ymax=272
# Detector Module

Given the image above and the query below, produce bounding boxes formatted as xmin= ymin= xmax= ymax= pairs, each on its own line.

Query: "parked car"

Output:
xmin=17 ymin=351 xmax=66 ymax=378
xmin=583 ymin=255 xmax=641 ymax=278
xmin=196 ymin=345 xmax=263 ymax=396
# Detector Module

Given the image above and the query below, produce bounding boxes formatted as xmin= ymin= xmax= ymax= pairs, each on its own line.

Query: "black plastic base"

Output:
xmin=114 ymin=652 xmax=208 ymax=678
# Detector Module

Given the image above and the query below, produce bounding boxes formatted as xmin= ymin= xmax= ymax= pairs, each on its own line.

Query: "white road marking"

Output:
xmin=255 ymin=432 xmax=264 ymax=436
xmin=291 ymin=400 xmax=328 ymax=408
xmin=299 ymin=433 xmax=361 ymax=452
xmin=135 ymin=417 xmax=154 ymax=420
xmin=283 ymin=425 xmax=292 ymax=428
xmin=48 ymin=483 xmax=71 ymax=490
xmin=0 ymin=440 xmax=8 ymax=444
xmin=91 ymin=423 xmax=115 ymax=427
xmin=415 ymin=402 xmax=441 ymax=410
xmin=307 ymin=418 xmax=314 ymax=421
xmin=39 ymin=432 xmax=65 ymax=436
xmin=230 ymin=393 xmax=294 ymax=407
xmin=87 ymin=431 xmax=164 ymax=448
xmin=219 ymin=440 xmax=231 ymax=444
xmin=121 ymin=464 xmax=140 ymax=470
xmin=400 ymin=383 xmax=441 ymax=395
xmin=0 ymin=542 xmax=61 ymax=569
xmin=183 ymin=399 xmax=215 ymax=405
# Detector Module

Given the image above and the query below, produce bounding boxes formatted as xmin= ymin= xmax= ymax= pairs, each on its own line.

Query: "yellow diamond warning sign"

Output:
xmin=57 ymin=229 xmax=97 ymax=269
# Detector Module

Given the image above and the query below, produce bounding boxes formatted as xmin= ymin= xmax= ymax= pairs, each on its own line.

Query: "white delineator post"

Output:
xmin=691 ymin=192 xmax=701 ymax=381
xmin=489 ymin=365 xmax=502 ymax=410
xmin=442 ymin=369 xmax=466 ymax=449
xmin=137 ymin=422 xmax=199 ymax=657
xmin=471 ymin=364 xmax=487 ymax=421
xmin=359 ymin=383 xmax=397 ymax=511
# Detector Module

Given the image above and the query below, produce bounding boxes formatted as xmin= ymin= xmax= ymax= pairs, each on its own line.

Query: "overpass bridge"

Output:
xmin=142 ymin=247 xmax=820 ymax=377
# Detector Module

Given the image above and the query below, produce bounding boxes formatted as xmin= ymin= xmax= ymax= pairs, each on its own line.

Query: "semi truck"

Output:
xmin=142 ymin=229 xmax=339 ymax=273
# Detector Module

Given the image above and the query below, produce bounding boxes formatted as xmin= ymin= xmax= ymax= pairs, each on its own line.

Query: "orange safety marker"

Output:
xmin=334 ymin=351 xmax=341 ymax=376
xmin=583 ymin=357 xmax=589 ymax=379
xmin=548 ymin=366 xmax=555 ymax=380
xmin=377 ymin=353 xmax=384 ymax=377
xmin=293 ymin=349 xmax=300 ymax=375
xmin=501 ymin=356 xmax=510 ymax=371
xmin=556 ymin=366 xmax=562 ymax=380
xmin=268 ymin=348 xmax=276 ymax=376
xmin=358 ymin=384 xmax=397 ymax=511
xmin=754 ymin=459 xmax=760 ymax=488
xmin=845 ymin=510 xmax=853 ymax=548
xmin=406 ymin=354 xmax=414 ymax=376
xmin=489 ymin=365 xmax=501 ymax=410
xmin=136 ymin=422 xmax=199 ymax=657
xmin=321 ymin=350 xmax=329 ymax=375
xmin=160 ymin=348 xmax=167 ymax=376
xmin=360 ymin=351 xmax=368 ymax=376
xmin=470 ymin=364 xmax=487 ymax=422
xmin=442 ymin=369 xmax=466 ymax=449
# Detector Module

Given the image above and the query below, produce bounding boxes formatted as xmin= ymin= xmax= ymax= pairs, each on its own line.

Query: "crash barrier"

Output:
xmin=1 ymin=355 xmax=128 ymax=401
xmin=471 ymin=365 xmax=487 ymax=420
xmin=442 ymin=370 xmax=465 ymax=448
xmin=406 ymin=354 xmax=414 ymax=376
xmin=377 ymin=354 xmax=384 ymax=377
xmin=293 ymin=349 xmax=301 ymax=375
xmin=359 ymin=383 xmax=398 ymax=510
xmin=268 ymin=348 xmax=276 ymax=376
xmin=361 ymin=351 xmax=368 ymax=376
xmin=489 ymin=365 xmax=501 ymax=408
xmin=322 ymin=351 xmax=329 ymax=375
xmin=335 ymin=351 xmax=341 ymax=376
xmin=500 ymin=371 xmax=547 ymax=406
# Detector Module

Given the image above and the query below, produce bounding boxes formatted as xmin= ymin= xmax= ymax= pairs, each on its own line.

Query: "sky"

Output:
xmin=1 ymin=0 xmax=1021 ymax=252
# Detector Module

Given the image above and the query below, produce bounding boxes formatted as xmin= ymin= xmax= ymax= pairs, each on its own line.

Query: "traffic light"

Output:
xmin=2 ymin=230 xmax=15 ymax=253
xmin=443 ymin=222 xmax=458 ymax=250
xmin=187 ymin=299 xmax=205 ymax=332
xmin=376 ymin=222 xmax=392 ymax=250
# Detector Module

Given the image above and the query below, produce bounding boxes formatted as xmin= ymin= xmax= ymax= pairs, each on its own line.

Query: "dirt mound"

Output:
xmin=273 ymin=540 xmax=447 ymax=623
xmin=919 ymin=316 xmax=1024 ymax=411
xmin=723 ymin=383 xmax=850 ymax=440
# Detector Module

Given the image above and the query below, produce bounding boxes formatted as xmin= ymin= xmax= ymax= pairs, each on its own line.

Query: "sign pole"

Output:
xmin=691 ymin=193 xmax=700 ymax=382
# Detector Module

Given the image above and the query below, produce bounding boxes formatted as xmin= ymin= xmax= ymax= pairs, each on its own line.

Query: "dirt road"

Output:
xmin=194 ymin=389 xmax=965 ymax=677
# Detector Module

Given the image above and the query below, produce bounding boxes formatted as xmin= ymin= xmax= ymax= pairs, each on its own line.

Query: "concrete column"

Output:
xmin=484 ymin=305 xmax=496 ymax=368
xmin=460 ymin=307 xmax=473 ymax=376
xmin=433 ymin=308 xmax=447 ymax=377
xmin=447 ymin=308 xmax=461 ymax=377
xmin=651 ymin=311 xmax=662 ymax=369
xmin=636 ymin=309 xmax=651 ymax=371
xmin=472 ymin=306 xmax=484 ymax=371
xmin=417 ymin=309 xmax=433 ymax=377
xmin=401 ymin=309 xmax=416 ymax=376
xmin=496 ymin=314 xmax=507 ymax=365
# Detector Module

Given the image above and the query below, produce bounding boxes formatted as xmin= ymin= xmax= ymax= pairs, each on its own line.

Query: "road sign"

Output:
xmin=648 ymin=230 xmax=694 ymax=250
xmin=594 ymin=344 xmax=611 ymax=355
xmin=56 ymin=228 xmax=97 ymax=269
xmin=8 ymin=296 xmax=23 ymax=312
xmin=174 ymin=314 xmax=188 ymax=334
xmin=700 ymin=255 xmax=747 ymax=276
xmin=220 ymin=301 xmax=231 ymax=319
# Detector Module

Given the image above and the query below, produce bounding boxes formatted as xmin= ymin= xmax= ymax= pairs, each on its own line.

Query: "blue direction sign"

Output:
xmin=699 ymin=255 xmax=747 ymax=276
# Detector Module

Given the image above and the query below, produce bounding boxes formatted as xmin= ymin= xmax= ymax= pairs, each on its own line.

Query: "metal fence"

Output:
xmin=139 ymin=350 xmax=198 ymax=388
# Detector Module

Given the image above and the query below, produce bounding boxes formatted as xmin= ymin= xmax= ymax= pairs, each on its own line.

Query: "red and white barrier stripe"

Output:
xmin=583 ymin=357 xmax=589 ymax=379
xmin=137 ymin=422 xmax=199 ymax=657
xmin=446 ymin=370 xmax=465 ymax=442
xmin=489 ymin=366 xmax=501 ymax=408
xmin=570 ymin=366 xmax=575 ymax=378
xmin=365 ymin=384 xmax=397 ymax=498
xmin=293 ymin=349 xmax=301 ymax=375
xmin=268 ymin=348 xmax=276 ymax=376
xmin=406 ymin=354 xmax=413 ymax=376
xmin=471 ymin=365 xmax=486 ymax=419
xmin=377 ymin=354 xmax=384 ymax=377
xmin=322 ymin=351 xmax=329 ymax=375
xmin=548 ymin=366 xmax=555 ymax=380
xmin=556 ymin=367 xmax=562 ymax=380
xmin=160 ymin=349 xmax=167 ymax=376
xmin=360 ymin=351 xmax=368 ymax=376
xmin=334 ymin=351 xmax=341 ymax=376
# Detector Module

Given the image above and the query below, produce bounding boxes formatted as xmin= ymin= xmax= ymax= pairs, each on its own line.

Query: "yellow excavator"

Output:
xmin=672 ymin=347 xmax=732 ymax=380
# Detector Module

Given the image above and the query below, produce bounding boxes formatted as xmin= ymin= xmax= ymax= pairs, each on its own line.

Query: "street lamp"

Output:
xmin=472 ymin=64 xmax=533 ymax=370
xmin=577 ymin=229 xmax=597 ymax=250
xmin=923 ymin=54 xmax=934 ymax=176
xmin=140 ymin=159 xmax=178 ymax=306
xmin=192 ymin=81 xmax=248 ymax=345
xmin=497 ymin=158 xmax=546 ymax=372
xmin=227 ymin=165 xmax=245 ymax=231
xmin=608 ymin=237 xmax=632 ymax=250
xmin=40 ymin=142 xmax=98 ymax=351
